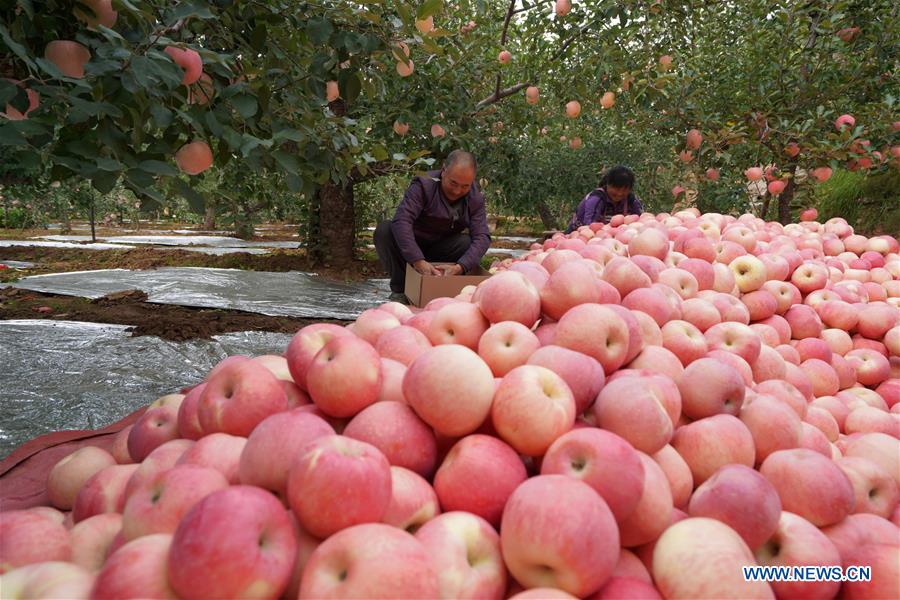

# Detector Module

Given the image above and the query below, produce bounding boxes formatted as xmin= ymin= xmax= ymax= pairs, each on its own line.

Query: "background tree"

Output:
xmin=2 ymin=0 xmax=897 ymax=263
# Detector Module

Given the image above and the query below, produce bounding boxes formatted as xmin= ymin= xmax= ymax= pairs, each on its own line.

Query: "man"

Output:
xmin=374 ymin=150 xmax=491 ymax=304
xmin=565 ymin=165 xmax=643 ymax=233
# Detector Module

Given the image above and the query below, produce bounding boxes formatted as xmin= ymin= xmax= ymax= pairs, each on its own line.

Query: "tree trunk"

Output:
xmin=61 ymin=207 xmax=71 ymax=234
xmin=536 ymin=199 xmax=558 ymax=231
xmin=778 ymin=177 xmax=795 ymax=225
xmin=310 ymin=181 xmax=356 ymax=267
xmin=203 ymin=205 xmax=216 ymax=230
xmin=89 ymin=197 xmax=97 ymax=242
xmin=760 ymin=195 xmax=772 ymax=221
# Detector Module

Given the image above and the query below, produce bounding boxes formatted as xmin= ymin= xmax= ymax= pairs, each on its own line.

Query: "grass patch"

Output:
xmin=813 ymin=169 xmax=900 ymax=236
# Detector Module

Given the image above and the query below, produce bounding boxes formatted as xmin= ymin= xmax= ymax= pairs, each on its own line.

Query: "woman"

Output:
xmin=565 ymin=166 xmax=643 ymax=233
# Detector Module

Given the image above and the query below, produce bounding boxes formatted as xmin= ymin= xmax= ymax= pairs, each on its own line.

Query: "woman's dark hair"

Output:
xmin=599 ymin=165 xmax=635 ymax=189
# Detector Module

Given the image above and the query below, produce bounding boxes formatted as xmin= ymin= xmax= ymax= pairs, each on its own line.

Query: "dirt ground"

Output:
xmin=0 ymin=286 xmax=341 ymax=341
xmin=0 ymin=246 xmax=384 ymax=284
xmin=0 ymin=223 xmax=534 ymax=340
xmin=0 ymin=224 xmax=360 ymax=340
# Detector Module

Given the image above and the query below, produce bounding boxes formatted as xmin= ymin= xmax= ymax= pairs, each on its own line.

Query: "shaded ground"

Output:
xmin=0 ymin=286 xmax=343 ymax=341
xmin=0 ymin=246 xmax=383 ymax=284
xmin=0 ymin=223 xmax=535 ymax=340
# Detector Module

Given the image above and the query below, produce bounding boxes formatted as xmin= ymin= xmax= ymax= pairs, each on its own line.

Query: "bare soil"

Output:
xmin=0 ymin=286 xmax=341 ymax=341
xmin=0 ymin=246 xmax=383 ymax=284
xmin=0 ymin=222 xmax=535 ymax=341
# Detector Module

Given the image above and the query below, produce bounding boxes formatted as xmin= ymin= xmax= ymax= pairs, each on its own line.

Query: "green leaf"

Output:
xmin=138 ymin=160 xmax=179 ymax=176
xmin=343 ymin=33 xmax=365 ymax=54
xmin=0 ymin=80 xmax=17 ymax=106
xmin=96 ymin=25 xmax=125 ymax=42
xmin=69 ymin=97 xmax=124 ymax=119
xmin=136 ymin=193 xmax=162 ymax=212
xmin=205 ymin=112 xmax=225 ymax=137
xmin=0 ymin=124 xmax=27 ymax=146
xmin=35 ymin=57 xmax=65 ymax=80
xmin=125 ymin=168 xmax=156 ymax=189
xmin=174 ymin=179 xmax=207 ymax=213
xmin=307 ymin=17 xmax=334 ymax=45
xmin=171 ymin=1 xmax=215 ymax=22
xmin=231 ymin=95 xmax=259 ymax=118
xmin=239 ymin=134 xmax=268 ymax=157
xmin=116 ymin=0 xmax=143 ymax=14
xmin=133 ymin=55 xmax=161 ymax=89
xmin=174 ymin=109 xmax=204 ymax=134
xmin=372 ymin=144 xmax=389 ymax=161
xmin=286 ymin=173 xmax=303 ymax=192
xmin=222 ymin=127 xmax=243 ymax=150
xmin=273 ymin=128 xmax=305 ymax=142
xmin=250 ymin=24 xmax=268 ymax=51
xmin=92 ymin=171 xmax=119 ymax=194
xmin=96 ymin=157 xmax=124 ymax=171
xmin=273 ymin=149 xmax=300 ymax=174
xmin=151 ymin=104 xmax=174 ymax=128
xmin=417 ymin=0 xmax=443 ymax=19
xmin=395 ymin=2 xmax=411 ymax=24
xmin=339 ymin=71 xmax=362 ymax=103
xmin=0 ymin=24 xmax=37 ymax=70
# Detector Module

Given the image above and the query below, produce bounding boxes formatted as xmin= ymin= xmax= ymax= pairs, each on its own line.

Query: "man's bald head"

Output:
xmin=441 ymin=150 xmax=477 ymax=202
xmin=444 ymin=150 xmax=477 ymax=172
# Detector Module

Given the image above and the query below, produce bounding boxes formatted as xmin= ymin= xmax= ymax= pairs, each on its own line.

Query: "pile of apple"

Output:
xmin=2 ymin=208 xmax=899 ymax=600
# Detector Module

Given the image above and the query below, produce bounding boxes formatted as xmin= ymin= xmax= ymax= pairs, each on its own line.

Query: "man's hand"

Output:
xmin=413 ymin=259 xmax=441 ymax=276
xmin=437 ymin=264 xmax=464 ymax=276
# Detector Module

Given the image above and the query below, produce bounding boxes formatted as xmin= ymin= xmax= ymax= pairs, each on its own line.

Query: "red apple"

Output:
xmin=501 ymin=475 xmax=620 ymax=597
xmin=415 ymin=511 xmax=506 ymax=598
xmin=652 ymin=517 xmax=773 ymax=598
xmin=542 ymin=428 xmax=646 ymax=521
xmin=759 ymin=448 xmax=855 ymax=526
xmin=121 ymin=465 xmax=229 ymax=541
xmin=344 ymin=401 xmax=437 ymax=478
xmin=433 ymin=434 xmax=527 ymax=528
xmin=287 ymin=435 xmax=392 ymax=538
xmin=69 ymin=513 xmax=122 ymax=572
xmin=238 ymin=409 xmax=334 ymax=496
xmin=754 ymin=511 xmax=842 ymax=599
xmin=671 ymin=414 xmax=756 ymax=485
xmin=300 ymin=523 xmax=439 ymax=598
xmin=688 ymin=464 xmax=781 ymax=549
xmin=169 ymin=486 xmax=297 ymax=599
xmin=47 ymin=446 xmax=116 ymax=510
xmin=176 ymin=432 xmax=245 ymax=484
xmin=306 ymin=335 xmax=382 ymax=418
xmin=92 ymin=534 xmax=177 ymax=598
xmin=382 ymin=466 xmax=440 ymax=532
xmin=403 ymin=345 xmax=495 ymax=437
xmin=0 ymin=510 xmax=72 ymax=573
xmin=198 ymin=359 xmax=288 ymax=436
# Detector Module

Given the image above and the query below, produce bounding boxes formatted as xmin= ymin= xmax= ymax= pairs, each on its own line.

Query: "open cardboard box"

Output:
xmin=404 ymin=263 xmax=491 ymax=307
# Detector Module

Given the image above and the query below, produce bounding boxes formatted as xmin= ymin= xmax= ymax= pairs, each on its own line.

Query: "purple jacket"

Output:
xmin=565 ymin=188 xmax=644 ymax=233
xmin=391 ymin=170 xmax=491 ymax=273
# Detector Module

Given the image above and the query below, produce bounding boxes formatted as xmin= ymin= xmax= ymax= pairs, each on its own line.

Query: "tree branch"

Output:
xmin=499 ymin=0 xmax=518 ymax=46
xmin=492 ymin=0 xmax=519 ymax=101
xmin=799 ymin=8 xmax=822 ymax=82
xmin=350 ymin=160 xmax=410 ymax=183
xmin=475 ymin=82 xmax=533 ymax=109
xmin=551 ymin=18 xmax=602 ymax=62
xmin=475 ymin=8 xmax=603 ymax=110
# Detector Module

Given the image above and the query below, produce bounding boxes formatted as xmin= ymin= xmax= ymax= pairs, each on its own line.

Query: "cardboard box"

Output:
xmin=404 ymin=263 xmax=491 ymax=307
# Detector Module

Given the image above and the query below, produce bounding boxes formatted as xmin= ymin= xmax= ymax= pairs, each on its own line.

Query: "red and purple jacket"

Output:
xmin=390 ymin=170 xmax=492 ymax=273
